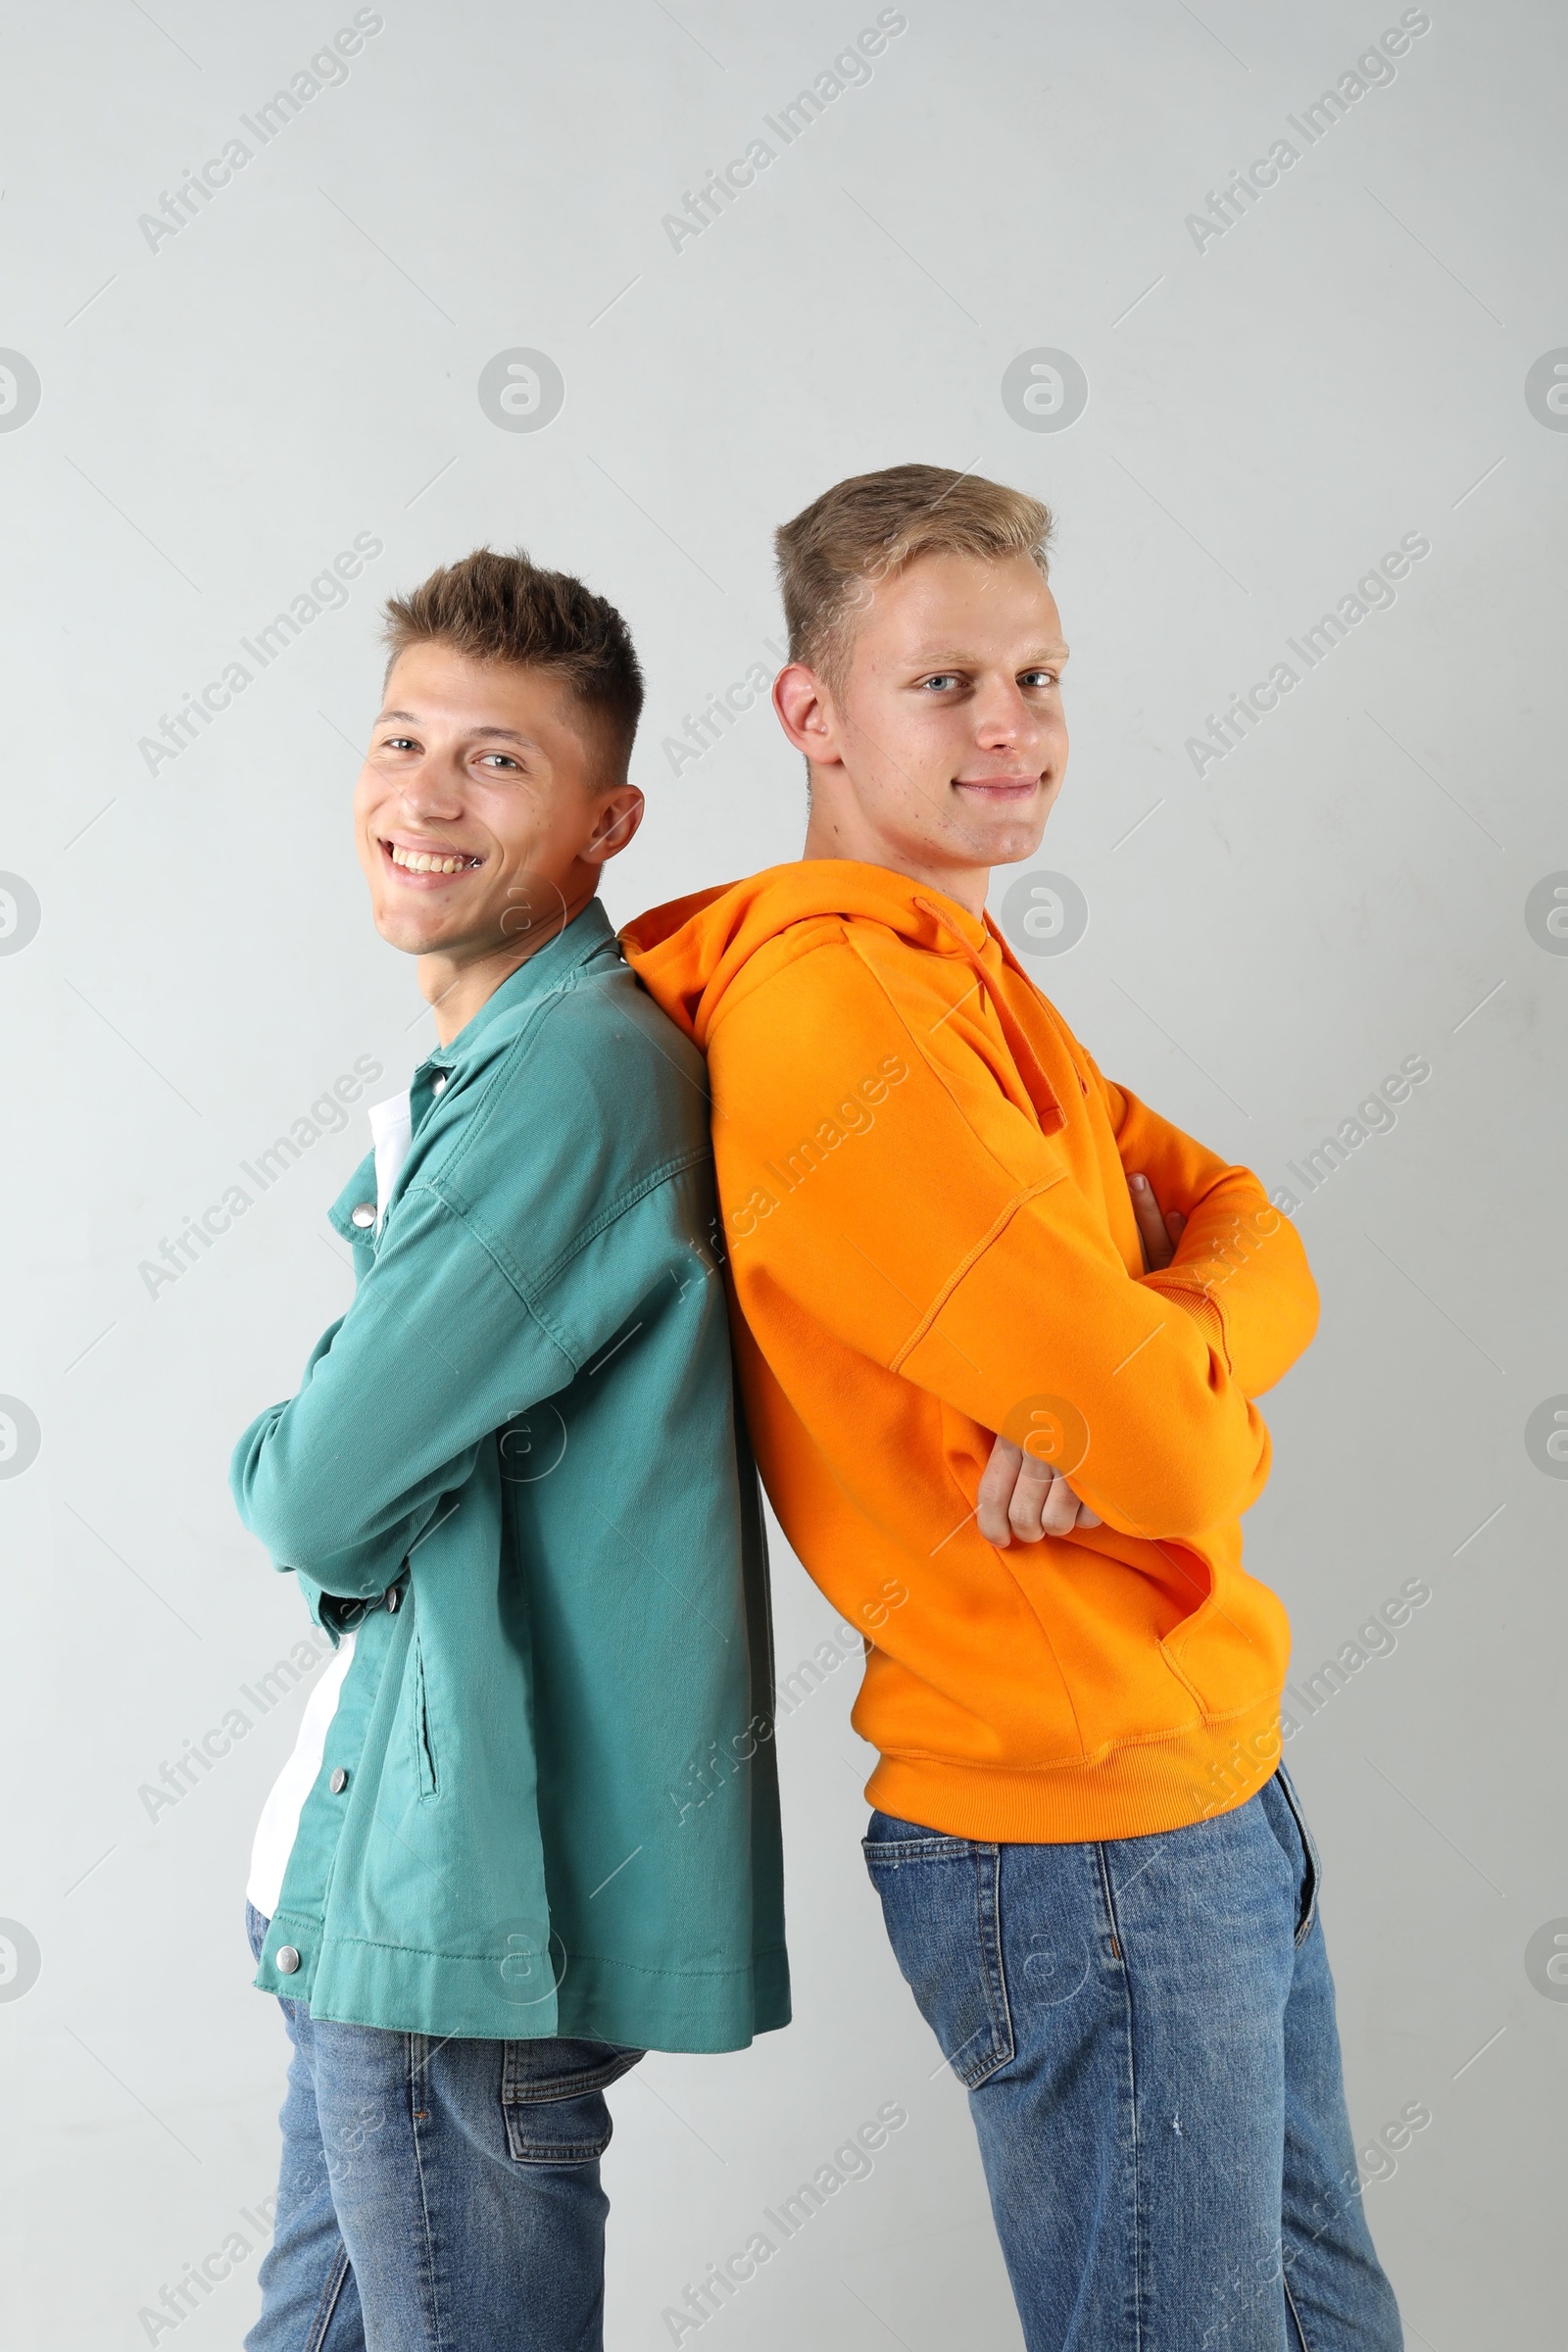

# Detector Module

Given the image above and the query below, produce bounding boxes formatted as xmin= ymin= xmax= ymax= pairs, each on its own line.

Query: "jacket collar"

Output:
xmin=328 ymin=900 xmax=619 ymax=1247
xmin=420 ymin=897 xmax=616 ymax=1082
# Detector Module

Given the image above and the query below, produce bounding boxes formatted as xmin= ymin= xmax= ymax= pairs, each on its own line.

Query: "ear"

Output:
xmin=582 ymin=784 xmax=645 ymax=866
xmin=772 ymin=662 xmax=842 ymax=768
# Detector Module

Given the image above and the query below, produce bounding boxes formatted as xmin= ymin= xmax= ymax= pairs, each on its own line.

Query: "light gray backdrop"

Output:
xmin=1 ymin=0 xmax=1562 ymax=2343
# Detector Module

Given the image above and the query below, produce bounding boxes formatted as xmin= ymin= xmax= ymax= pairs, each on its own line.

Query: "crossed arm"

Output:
xmin=714 ymin=937 xmax=1317 ymax=1545
xmin=977 ymin=1169 xmax=1186 ymax=1544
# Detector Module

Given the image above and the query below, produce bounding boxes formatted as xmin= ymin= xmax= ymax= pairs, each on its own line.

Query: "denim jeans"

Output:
xmin=864 ymin=1768 xmax=1402 ymax=2352
xmin=243 ymin=1904 xmax=644 ymax=2351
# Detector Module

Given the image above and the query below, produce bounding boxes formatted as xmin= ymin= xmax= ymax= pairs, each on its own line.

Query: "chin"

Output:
xmin=372 ymin=905 xmax=444 ymax=956
xmin=980 ymin=820 xmax=1051 ymax=868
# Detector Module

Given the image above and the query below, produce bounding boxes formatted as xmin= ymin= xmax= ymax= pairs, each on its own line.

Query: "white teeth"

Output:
xmin=389 ymin=845 xmax=479 ymax=874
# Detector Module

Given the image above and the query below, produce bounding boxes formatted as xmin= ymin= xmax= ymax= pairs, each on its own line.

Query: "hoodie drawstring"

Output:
xmin=910 ymin=895 xmax=1068 ymax=1136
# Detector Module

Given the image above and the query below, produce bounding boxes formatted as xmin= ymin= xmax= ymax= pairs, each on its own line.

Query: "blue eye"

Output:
xmin=920 ymin=673 xmax=961 ymax=692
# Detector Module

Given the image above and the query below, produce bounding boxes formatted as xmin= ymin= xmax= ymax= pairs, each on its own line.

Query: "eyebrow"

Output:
xmin=373 ymin=710 xmax=543 ymax=748
xmin=907 ymin=643 xmax=1070 ymax=667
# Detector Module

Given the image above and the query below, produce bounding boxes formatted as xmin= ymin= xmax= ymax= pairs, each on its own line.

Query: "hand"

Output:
xmin=1129 ymin=1170 xmax=1185 ymax=1272
xmin=975 ymin=1171 xmax=1186 ymax=1547
xmin=977 ymin=1434 xmax=1101 ymax=1545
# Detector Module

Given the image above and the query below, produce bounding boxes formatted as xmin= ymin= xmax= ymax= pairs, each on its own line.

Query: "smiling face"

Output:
xmin=776 ymin=549 xmax=1069 ymax=914
xmin=354 ymin=640 xmax=642 ymax=1040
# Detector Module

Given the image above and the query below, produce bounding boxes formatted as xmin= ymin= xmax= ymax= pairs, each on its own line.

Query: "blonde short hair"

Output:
xmin=774 ymin=463 xmax=1054 ymax=688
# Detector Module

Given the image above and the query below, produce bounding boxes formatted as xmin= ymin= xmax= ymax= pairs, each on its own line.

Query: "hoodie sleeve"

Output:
xmin=710 ymin=939 xmax=1287 ymax=1544
xmin=1085 ymin=1058 xmax=1319 ymax=1401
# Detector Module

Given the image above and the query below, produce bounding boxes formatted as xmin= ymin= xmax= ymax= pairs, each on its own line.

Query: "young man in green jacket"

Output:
xmin=231 ymin=550 xmax=787 ymax=2351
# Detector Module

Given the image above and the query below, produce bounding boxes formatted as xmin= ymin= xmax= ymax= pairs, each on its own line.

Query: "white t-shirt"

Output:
xmin=246 ymin=1089 xmax=415 ymax=1919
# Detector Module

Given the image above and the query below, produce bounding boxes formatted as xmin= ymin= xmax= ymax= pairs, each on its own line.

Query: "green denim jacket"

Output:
xmin=231 ymin=901 xmax=789 ymax=2050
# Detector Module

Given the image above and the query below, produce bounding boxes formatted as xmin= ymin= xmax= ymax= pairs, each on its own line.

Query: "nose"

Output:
xmin=972 ymin=677 xmax=1036 ymax=753
xmin=393 ymin=756 xmax=464 ymax=822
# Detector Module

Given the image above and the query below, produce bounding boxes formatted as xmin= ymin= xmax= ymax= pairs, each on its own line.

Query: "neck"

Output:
xmin=417 ymin=879 xmax=596 ymax=1046
xmin=802 ymin=790 xmax=989 ymax=917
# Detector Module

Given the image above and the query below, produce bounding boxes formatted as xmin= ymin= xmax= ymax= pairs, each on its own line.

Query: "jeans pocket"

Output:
xmin=862 ymin=1819 xmax=1014 ymax=2087
xmin=1270 ymin=1762 xmax=1322 ymax=1946
xmin=501 ymin=2037 xmax=645 ymax=2164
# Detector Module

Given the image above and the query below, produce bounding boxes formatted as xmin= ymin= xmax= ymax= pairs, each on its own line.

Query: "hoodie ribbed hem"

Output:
xmin=865 ymin=1696 xmax=1284 ymax=1844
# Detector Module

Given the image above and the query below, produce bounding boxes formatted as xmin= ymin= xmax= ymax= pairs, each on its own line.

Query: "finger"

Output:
xmin=1054 ymin=1482 xmax=1101 ymax=1532
xmin=1165 ymin=1208 xmax=1186 ymax=1248
xmin=976 ymin=1434 xmax=1024 ymax=1546
xmin=1006 ymin=1454 xmax=1058 ymax=1544
xmin=1128 ymin=1173 xmax=1176 ymax=1272
xmin=1039 ymin=1472 xmax=1086 ymax=1536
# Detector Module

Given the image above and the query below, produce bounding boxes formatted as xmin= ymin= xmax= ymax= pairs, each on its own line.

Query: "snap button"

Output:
xmin=329 ymin=1767 xmax=348 ymax=1794
xmin=386 ymin=1586 xmax=401 ymax=1613
xmin=275 ymin=1945 xmax=301 ymax=1975
xmin=431 ymin=1073 xmax=448 ymax=1095
xmin=350 ymin=1202 xmax=375 ymax=1229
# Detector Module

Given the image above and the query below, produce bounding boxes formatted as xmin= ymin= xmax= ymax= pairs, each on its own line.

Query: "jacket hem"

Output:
xmin=255 ymin=1933 xmax=791 ymax=2053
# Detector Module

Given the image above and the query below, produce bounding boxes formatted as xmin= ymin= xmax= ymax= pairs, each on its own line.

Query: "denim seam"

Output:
xmin=1093 ymin=1841 xmax=1124 ymax=1962
xmin=864 ymin=1838 xmax=977 ymax=1864
xmin=507 ymin=2132 xmax=612 ymax=2165
xmin=1282 ymin=2267 xmax=1312 ymax=2349
xmin=1096 ymin=1843 xmax=1145 ymax=2352
xmin=978 ymin=1845 xmax=1016 ymax=2086
xmin=504 ymin=2046 xmax=643 ymax=2101
xmin=1272 ymin=1765 xmax=1323 ymax=1947
xmin=406 ymin=2033 xmax=449 ymax=2352
xmin=304 ymin=2241 xmax=353 ymax=2352
xmin=993 ymin=1849 xmax=1016 ymax=2080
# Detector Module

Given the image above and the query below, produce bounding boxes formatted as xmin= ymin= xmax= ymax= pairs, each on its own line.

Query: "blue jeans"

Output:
xmin=244 ymin=1904 xmax=644 ymax=2351
xmin=864 ymin=1768 xmax=1402 ymax=2352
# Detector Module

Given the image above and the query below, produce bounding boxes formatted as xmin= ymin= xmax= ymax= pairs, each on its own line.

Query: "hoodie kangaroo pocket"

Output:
xmin=1157 ymin=1557 xmax=1291 ymax=1719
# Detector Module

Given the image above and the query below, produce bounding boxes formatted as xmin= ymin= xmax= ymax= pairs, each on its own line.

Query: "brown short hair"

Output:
xmin=774 ymin=464 xmax=1054 ymax=687
xmin=381 ymin=547 xmax=644 ymax=772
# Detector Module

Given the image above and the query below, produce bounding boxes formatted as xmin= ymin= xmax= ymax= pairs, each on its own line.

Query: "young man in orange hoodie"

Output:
xmin=621 ymin=466 xmax=1403 ymax=2351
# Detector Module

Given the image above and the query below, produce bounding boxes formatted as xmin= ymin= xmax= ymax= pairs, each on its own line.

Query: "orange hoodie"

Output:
xmin=621 ymin=861 xmax=1319 ymax=1843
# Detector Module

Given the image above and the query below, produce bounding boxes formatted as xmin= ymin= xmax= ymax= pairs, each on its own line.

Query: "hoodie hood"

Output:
xmin=619 ymin=858 xmax=996 ymax=1051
